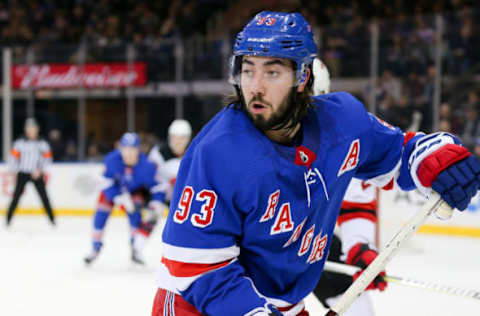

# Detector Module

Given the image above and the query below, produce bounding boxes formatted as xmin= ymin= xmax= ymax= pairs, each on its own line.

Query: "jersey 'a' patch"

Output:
xmin=338 ymin=139 xmax=360 ymax=177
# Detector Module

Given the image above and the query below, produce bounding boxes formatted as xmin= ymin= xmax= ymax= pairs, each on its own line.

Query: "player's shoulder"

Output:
xmin=159 ymin=143 xmax=175 ymax=160
xmin=312 ymin=91 xmax=367 ymax=116
xmin=193 ymin=107 xmax=261 ymax=153
xmin=311 ymin=92 xmax=372 ymax=137
xmin=13 ymin=137 xmax=26 ymax=146
xmin=186 ymin=106 xmax=268 ymax=173
xmin=137 ymin=153 xmax=156 ymax=170
xmin=104 ymin=149 xmax=122 ymax=165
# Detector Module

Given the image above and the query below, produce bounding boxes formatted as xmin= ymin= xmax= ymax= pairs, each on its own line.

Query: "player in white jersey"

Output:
xmin=312 ymin=58 xmax=381 ymax=315
xmin=134 ymin=119 xmax=193 ymax=250
xmin=148 ymin=119 xmax=192 ymax=203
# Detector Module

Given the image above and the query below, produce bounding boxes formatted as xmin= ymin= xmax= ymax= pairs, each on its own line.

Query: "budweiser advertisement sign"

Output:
xmin=12 ymin=62 xmax=147 ymax=89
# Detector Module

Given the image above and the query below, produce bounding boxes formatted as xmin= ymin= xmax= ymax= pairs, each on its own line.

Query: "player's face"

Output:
xmin=240 ymin=56 xmax=308 ymax=131
xmin=169 ymin=135 xmax=190 ymax=157
xmin=121 ymin=146 xmax=139 ymax=166
xmin=25 ymin=125 xmax=39 ymax=140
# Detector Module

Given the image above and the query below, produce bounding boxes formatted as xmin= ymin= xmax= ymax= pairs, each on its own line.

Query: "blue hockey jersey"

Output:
xmin=158 ymin=92 xmax=411 ymax=315
xmin=102 ymin=149 xmax=165 ymax=203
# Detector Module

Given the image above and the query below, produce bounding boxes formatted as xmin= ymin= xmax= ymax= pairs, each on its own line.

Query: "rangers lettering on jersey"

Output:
xmin=298 ymin=225 xmax=315 ymax=256
xmin=260 ymin=190 xmax=280 ymax=222
xmin=270 ymin=202 xmax=294 ymax=235
xmin=283 ymin=218 xmax=307 ymax=248
xmin=307 ymin=232 xmax=328 ymax=264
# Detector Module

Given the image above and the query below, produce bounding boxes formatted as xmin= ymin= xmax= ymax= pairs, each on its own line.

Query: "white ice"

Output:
xmin=1 ymin=216 xmax=479 ymax=316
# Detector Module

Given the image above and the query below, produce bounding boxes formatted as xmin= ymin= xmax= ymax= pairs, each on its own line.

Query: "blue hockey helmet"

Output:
xmin=120 ymin=132 xmax=140 ymax=148
xmin=231 ymin=11 xmax=318 ymax=86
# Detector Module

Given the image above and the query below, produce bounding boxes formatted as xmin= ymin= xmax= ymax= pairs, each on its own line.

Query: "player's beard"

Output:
xmin=243 ymin=90 xmax=295 ymax=132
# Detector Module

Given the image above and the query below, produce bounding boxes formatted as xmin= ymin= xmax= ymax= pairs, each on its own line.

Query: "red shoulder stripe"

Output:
xmin=161 ymin=257 xmax=231 ymax=277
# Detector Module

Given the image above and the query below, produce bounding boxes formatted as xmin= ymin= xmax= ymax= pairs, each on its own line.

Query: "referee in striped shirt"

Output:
xmin=6 ymin=118 xmax=56 ymax=226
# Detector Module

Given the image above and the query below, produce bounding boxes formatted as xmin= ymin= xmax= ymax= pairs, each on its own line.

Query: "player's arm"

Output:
xmin=160 ymin=141 xmax=280 ymax=316
xmin=340 ymin=91 xmax=480 ymax=212
xmin=147 ymin=146 xmax=170 ymax=199
xmin=99 ymin=153 xmax=122 ymax=202
xmin=99 ymin=155 xmax=136 ymax=212
xmin=147 ymin=145 xmax=165 ymax=167
xmin=144 ymin=162 xmax=167 ymax=213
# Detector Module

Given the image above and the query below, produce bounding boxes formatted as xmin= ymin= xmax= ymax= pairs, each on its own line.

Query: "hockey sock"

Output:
xmin=92 ymin=209 xmax=110 ymax=251
xmin=127 ymin=211 xmax=142 ymax=245
xmin=93 ymin=209 xmax=111 ymax=231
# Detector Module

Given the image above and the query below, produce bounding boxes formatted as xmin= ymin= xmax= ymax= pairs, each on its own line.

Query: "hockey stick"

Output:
xmin=324 ymin=261 xmax=480 ymax=301
xmin=324 ymin=192 xmax=453 ymax=316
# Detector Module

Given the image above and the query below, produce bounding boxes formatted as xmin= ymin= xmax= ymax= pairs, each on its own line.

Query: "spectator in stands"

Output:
xmin=48 ymin=129 xmax=65 ymax=161
xmin=460 ymin=105 xmax=480 ymax=151
xmin=86 ymin=143 xmax=103 ymax=162
xmin=474 ymin=137 xmax=480 ymax=159
xmin=449 ymin=19 xmax=476 ymax=74
xmin=439 ymin=119 xmax=452 ymax=133
xmin=62 ymin=141 xmax=78 ymax=161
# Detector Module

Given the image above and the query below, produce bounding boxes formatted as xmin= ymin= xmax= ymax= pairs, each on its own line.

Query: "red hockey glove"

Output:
xmin=345 ymin=243 xmax=387 ymax=291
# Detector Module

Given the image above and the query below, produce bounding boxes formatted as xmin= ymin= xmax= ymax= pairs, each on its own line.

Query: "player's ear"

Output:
xmin=296 ymin=67 xmax=310 ymax=93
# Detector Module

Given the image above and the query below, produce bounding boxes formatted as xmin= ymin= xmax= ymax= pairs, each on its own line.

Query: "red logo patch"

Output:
xmin=294 ymin=146 xmax=317 ymax=169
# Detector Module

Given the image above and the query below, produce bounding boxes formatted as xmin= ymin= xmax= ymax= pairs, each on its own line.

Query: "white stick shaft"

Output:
xmin=326 ymin=192 xmax=448 ymax=315
xmin=324 ymin=261 xmax=480 ymax=301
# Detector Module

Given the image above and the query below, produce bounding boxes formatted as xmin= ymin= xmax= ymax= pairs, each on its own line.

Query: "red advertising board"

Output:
xmin=12 ymin=62 xmax=147 ymax=89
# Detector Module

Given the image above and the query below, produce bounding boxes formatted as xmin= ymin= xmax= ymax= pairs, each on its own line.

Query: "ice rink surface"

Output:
xmin=1 ymin=216 xmax=479 ymax=316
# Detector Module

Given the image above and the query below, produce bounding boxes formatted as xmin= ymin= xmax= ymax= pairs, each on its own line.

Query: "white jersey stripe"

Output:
xmin=170 ymin=291 xmax=175 ymax=316
xmin=365 ymin=160 xmax=401 ymax=188
xmin=163 ymin=290 xmax=169 ymax=316
xmin=161 ymin=242 xmax=240 ymax=264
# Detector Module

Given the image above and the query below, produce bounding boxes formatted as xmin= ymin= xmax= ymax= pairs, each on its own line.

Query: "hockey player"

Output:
xmin=149 ymin=119 xmax=192 ymax=203
xmin=84 ymin=132 xmax=166 ymax=265
xmin=152 ymin=11 xmax=480 ymax=316
xmin=312 ymin=58 xmax=380 ymax=315
xmin=134 ymin=119 xmax=193 ymax=248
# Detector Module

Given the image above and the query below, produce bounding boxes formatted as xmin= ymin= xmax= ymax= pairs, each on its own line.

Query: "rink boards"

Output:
xmin=0 ymin=163 xmax=479 ymax=238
